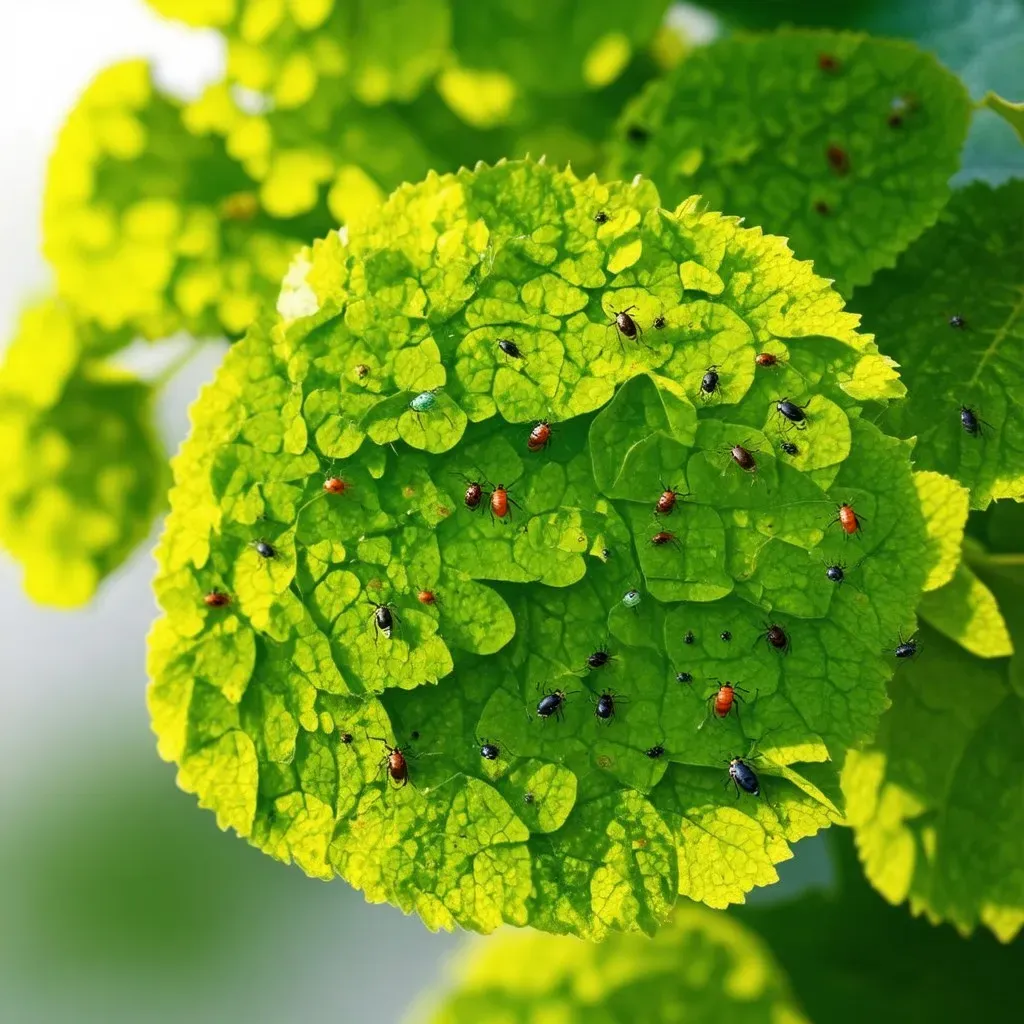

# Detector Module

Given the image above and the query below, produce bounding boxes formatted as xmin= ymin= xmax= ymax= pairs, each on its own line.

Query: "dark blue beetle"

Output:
xmin=893 ymin=632 xmax=918 ymax=659
xmin=479 ymin=740 xmax=501 ymax=760
xmin=676 ymin=671 xmax=693 ymax=684
xmin=253 ymin=539 xmax=276 ymax=559
xmin=728 ymin=756 xmax=760 ymax=796
xmin=497 ymin=338 xmax=522 ymax=359
xmin=960 ymin=405 xmax=988 ymax=437
xmin=537 ymin=689 xmax=569 ymax=721
xmin=594 ymin=692 xmax=617 ymax=721
xmin=700 ymin=365 xmax=720 ymax=396
xmin=775 ymin=397 xmax=810 ymax=428
xmin=825 ymin=562 xmax=846 ymax=584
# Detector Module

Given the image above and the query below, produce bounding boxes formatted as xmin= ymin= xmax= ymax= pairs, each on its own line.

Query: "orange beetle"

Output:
xmin=830 ymin=502 xmax=865 ymax=537
xmin=490 ymin=483 xmax=520 ymax=524
xmin=203 ymin=590 xmax=231 ymax=608
xmin=700 ymin=681 xmax=752 ymax=728
xmin=527 ymin=420 xmax=552 ymax=452
xmin=370 ymin=738 xmax=409 ymax=787
xmin=323 ymin=476 xmax=350 ymax=495
xmin=655 ymin=484 xmax=683 ymax=517
xmin=417 ymin=589 xmax=437 ymax=605
xmin=755 ymin=352 xmax=778 ymax=368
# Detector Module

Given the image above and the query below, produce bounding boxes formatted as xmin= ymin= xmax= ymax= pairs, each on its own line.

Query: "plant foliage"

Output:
xmin=148 ymin=159 xmax=930 ymax=937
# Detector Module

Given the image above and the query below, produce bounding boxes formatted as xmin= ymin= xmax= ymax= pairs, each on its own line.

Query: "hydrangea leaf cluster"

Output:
xmin=606 ymin=30 xmax=972 ymax=295
xmin=149 ymin=160 xmax=930 ymax=937
xmin=423 ymin=905 xmax=808 ymax=1024
xmin=0 ymin=301 xmax=166 ymax=605
xmin=854 ymin=181 xmax=1024 ymax=510
xmin=43 ymin=60 xmax=305 ymax=341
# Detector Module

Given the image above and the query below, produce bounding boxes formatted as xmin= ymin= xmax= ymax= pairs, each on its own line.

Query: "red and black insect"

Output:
xmin=826 ymin=143 xmax=850 ymax=176
xmin=527 ymin=420 xmax=552 ymax=452
xmin=608 ymin=305 xmax=642 ymax=343
xmin=354 ymin=364 xmax=370 ymax=379
xmin=651 ymin=530 xmax=680 ymax=549
xmin=655 ymin=483 xmax=684 ymax=517
xmin=818 ymin=52 xmax=840 ymax=73
xmin=417 ymin=589 xmax=437 ymax=605
xmin=703 ymin=680 xmax=751 ymax=724
xmin=323 ymin=476 xmax=350 ymax=495
xmin=755 ymin=351 xmax=778 ymax=368
xmin=813 ymin=199 xmax=831 ymax=216
xmin=369 ymin=737 xmax=410 ymax=788
xmin=759 ymin=622 xmax=790 ymax=654
xmin=829 ymin=502 xmax=865 ymax=537
xmin=490 ymin=483 xmax=521 ymax=524
xmin=458 ymin=475 xmax=486 ymax=511
xmin=203 ymin=589 xmax=231 ymax=608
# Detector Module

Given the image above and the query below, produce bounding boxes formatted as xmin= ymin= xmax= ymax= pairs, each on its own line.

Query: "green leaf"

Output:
xmin=843 ymin=598 xmax=1024 ymax=941
xmin=919 ymin=560 xmax=1013 ymax=658
xmin=0 ymin=301 xmax=166 ymax=607
xmin=982 ymin=91 xmax=1024 ymax=143
xmin=739 ymin=829 xmax=1024 ymax=1024
xmin=423 ymin=904 xmax=809 ymax=1024
xmin=915 ymin=469 xmax=970 ymax=591
xmin=44 ymin=60 xmax=305 ymax=339
xmin=607 ymin=30 xmax=972 ymax=294
xmin=856 ymin=181 xmax=1024 ymax=509
xmin=150 ymin=160 xmax=928 ymax=938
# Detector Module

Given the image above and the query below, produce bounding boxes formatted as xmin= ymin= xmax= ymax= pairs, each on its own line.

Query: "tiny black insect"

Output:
xmin=676 ymin=671 xmax=693 ymax=684
xmin=498 ymin=338 xmax=522 ymax=359
xmin=825 ymin=562 xmax=846 ymax=584
xmin=892 ymin=631 xmax=918 ymax=659
xmin=479 ymin=740 xmax=501 ymax=760
xmin=646 ymin=744 xmax=665 ymax=759
xmin=626 ymin=124 xmax=650 ymax=143
xmin=720 ymin=630 xmax=732 ymax=642
xmin=594 ymin=691 xmax=618 ymax=721
xmin=959 ymin=405 xmax=989 ymax=437
xmin=594 ymin=210 xmax=610 ymax=224
xmin=340 ymin=733 xmax=354 ymax=744
xmin=775 ymin=397 xmax=810 ymax=428
xmin=410 ymin=731 xmax=420 ymax=741
xmin=700 ymin=364 xmax=720 ymax=397
xmin=587 ymin=646 xmax=613 ymax=669
xmin=537 ymin=688 xmax=570 ymax=721
xmin=780 ymin=440 xmax=799 ymax=456
xmin=253 ymin=539 xmax=276 ymax=559
xmin=601 ymin=547 xmax=612 ymax=560
xmin=523 ymin=791 xmax=535 ymax=804
xmin=684 ymin=630 xmax=695 ymax=645
xmin=653 ymin=315 xmax=666 ymax=330
xmin=949 ymin=314 xmax=966 ymax=328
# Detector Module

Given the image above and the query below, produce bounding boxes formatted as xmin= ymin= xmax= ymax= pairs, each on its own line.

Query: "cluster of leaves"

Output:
xmin=149 ymin=157 xmax=931 ymax=938
xmin=423 ymin=830 xmax=1024 ymax=1023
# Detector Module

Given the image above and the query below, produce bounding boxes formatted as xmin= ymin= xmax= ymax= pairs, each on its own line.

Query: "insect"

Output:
xmin=774 ymin=397 xmax=810 ymax=429
xmin=650 ymin=530 xmax=680 ymax=549
xmin=720 ymin=630 xmax=732 ymax=642
xmin=608 ymin=305 xmax=642 ymax=343
xmin=892 ymin=631 xmax=918 ymax=659
xmin=369 ymin=738 xmax=409 ymax=788
xmin=949 ymin=314 xmax=966 ymax=329
xmin=340 ymin=733 xmax=354 ymax=744
xmin=323 ymin=476 xmax=350 ymax=495
xmin=368 ymin=600 xmax=398 ymax=641
xmin=683 ymin=630 xmax=695 ymax=645
xmin=727 ymin=442 xmax=757 ymax=474
xmin=523 ymin=791 xmax=535 ymax=804
xmin=410 ymin=389 xmax=440 ymax=413
xmin=780 ymin=440 xmax=799 ymax=456
xmin=459 ymin=475 xmax=486 ymax=511
xmin=490 ymin=483 xmax=521 ymax=523
xmin=600 ymin=547 xmax=612 ymax=560
xmin=829 ymin=502 xmax=865 ymax=537
xmin=498 ymin=338 xmax=523 ymax=360
xmin=410 ymin=731 xmax=420 ymax=740
xmin=653 ymin=315 xmax=666 ymax=330
xmin=704 ymin=680 xmax=749 ymax=723
xmin=587 ymin=646 xmax=613 ymax=670
xmin=826 ymin=143 xmax=850 ymax=175
xmin=536 ymin=688 xmax=571 ymax=721
xmin=203 ymin=589 xmax=230 ymax=607
xmin=645 ymin=744 xmax=665 ymax=759
xmin=825 ymin=561 xmax=847 ymax=584
xmin=759 ymin=622 xmax=790 ymax=654
xmin=727 ymin=756 xmax=760 ymax=797
xmin=814 ymin=200 xmax=831 ymax=216
xmin=755 ymin=352 xmax=778 ymax=368
xmin=417 ymin=589 xmax=437 ymax=605
xmin=592 ymin=690 xmax=625 ymax=722
xmin=622 ymin=588 xmax=642 ymax=609
xmin=818 ymin=52 xmax=840 ymax=73
xmin=594 ymin=210 xmax=610 ymax=224
xmin=355 ymin=364 xmax=370 ymax=379
xmin=655 ymin=484 xmax=684 ymax=517
xmin=478 ymin=738 xmax=501 ymax=760
xmin=960 ymin=405 xmax=989 ymax=437
xmin=253 ymin=539 xmax=276 ymax=559
xmin=676 ymin=671 xmax=693 ymax=684
xmin=527 ymin=420 xmax=552 ymax=452
xmin=700 ymin=364 xmax=721 ymax=398
xmin=626 ymin=124 xmax=650 ymax=143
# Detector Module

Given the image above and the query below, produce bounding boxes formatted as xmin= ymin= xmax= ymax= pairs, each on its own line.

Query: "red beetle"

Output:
xmin=527 ymin=420 xmax=552 ymax=452
xmin=203 ymin=590 xmax=231 ymax=608
xmin=829 ymin=502 xmax=865 ymax=537
xmin=755 ymin=352 xmax=778 ymax=368
xmin=323 ymin=476 xmax=350 ymax=495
